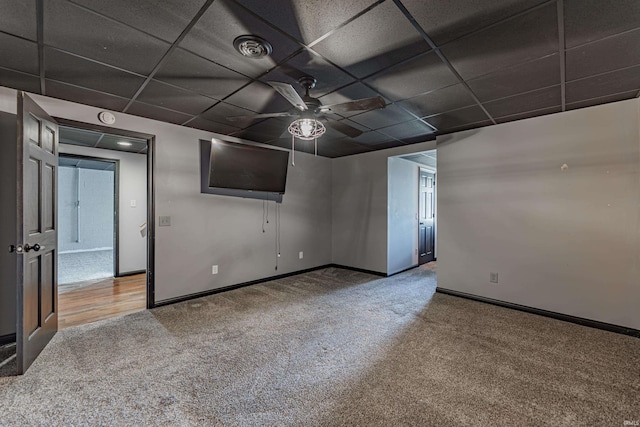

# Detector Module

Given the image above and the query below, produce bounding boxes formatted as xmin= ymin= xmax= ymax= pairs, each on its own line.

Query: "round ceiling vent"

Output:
xmin=233 ymin=35 xmax=272 ymax=58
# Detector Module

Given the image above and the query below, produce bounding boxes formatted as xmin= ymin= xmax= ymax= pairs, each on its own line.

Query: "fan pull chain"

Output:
xmin=291 ymin=134 xmax=295 ymax=166
xmin=314 ymin=136 xmax=317 ymax=156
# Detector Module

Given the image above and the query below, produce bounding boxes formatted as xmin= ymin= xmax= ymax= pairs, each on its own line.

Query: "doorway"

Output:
xmin=419 ymin=169 xmax=436 ymax=265
xmin=56 ymin=124 xmax=150 ymax=329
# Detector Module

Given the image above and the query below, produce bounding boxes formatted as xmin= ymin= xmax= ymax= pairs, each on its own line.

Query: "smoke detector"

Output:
xmin=233 ymin=35 xmax=272 ymax=58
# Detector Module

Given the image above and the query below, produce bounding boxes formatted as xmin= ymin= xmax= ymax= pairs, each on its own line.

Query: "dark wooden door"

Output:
xmin=15 ymin=93 xmax=59 ymax=374
xmin=418 ymin=169 xmax=435 ymax=265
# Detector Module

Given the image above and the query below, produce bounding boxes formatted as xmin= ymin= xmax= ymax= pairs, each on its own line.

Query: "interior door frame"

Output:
xmin=55 ymin=118 xmax=156 ymax=309
xmin=58 ymin=153 xmax=120 ymax=278
xmin=418 ymin=166 xmax=437 ymax=264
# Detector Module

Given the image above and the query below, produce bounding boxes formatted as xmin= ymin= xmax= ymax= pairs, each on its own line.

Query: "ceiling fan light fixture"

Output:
xmin=233 ymin=35 xmax=272 ymax=58
xmin=288 ymin=118 xmax=325 ymax=141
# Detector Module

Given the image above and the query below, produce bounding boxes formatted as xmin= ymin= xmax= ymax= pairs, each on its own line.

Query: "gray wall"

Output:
xmin=0 ymin=111 xmax=17 ymax=337
xmin=437 ymin=98 xmax=640 ymax=330
xmin=0 ymin=87 xmax=332 ymax=304
xmin=332 ymin=140 xmax=436 ymax=274
xmin=387 ymin=157 xmax=419 ymax=275
xmin=58 ymin=167 xmax=115 ymax=252
xmin=59 ymin=145 xmax=147 ymax=274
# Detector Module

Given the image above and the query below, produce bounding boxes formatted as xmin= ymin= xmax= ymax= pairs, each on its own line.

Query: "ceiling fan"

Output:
xmin=225 ymin=76 xmax=386 ymax=139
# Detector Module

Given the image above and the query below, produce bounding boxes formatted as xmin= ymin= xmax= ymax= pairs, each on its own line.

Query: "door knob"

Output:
xmin=23 ymin=243 xmax=42 ymax=252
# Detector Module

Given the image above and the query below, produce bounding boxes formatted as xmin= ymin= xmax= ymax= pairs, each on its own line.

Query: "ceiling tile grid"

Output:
xmin=0 ymin=0 xmax=637 ymax=157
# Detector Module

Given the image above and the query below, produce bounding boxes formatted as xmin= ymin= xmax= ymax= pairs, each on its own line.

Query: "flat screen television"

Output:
xmin=208 ymin=138 xmax=289 ymax=194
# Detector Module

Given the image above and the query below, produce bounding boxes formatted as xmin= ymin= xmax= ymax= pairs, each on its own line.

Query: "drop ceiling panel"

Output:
xmin=402 ymin=0 xmax=548 ymax=46
xmin=319 ymin=138 xmax=373 ymax=157
xmin=44 ymin=1 xmax=171 ymax=75
xmin=69 ymin=0 xmax=208 ymax=43
xmin=179 ymin=0 xmax=302 ymax=78
xmin=379 ymin=119 xmax=434 ymax=141
xmin=45 ymin=48 xmax=146 ymax=98
xmin=566 ymin=91 xmax=639 ymax=111
xmin=398 ymin=84 xmax=476 ymax=118
xmin=565 ymin=65 xmax=640 ymax=103
xmin=126 ymin=101 xmax=194 ymax=125
xmin=199 ymin=101 xmax=256 ymax=127
xmin=154 ymin=48 xmax=251 ymax=99
xmin=466 ymin=54 xmax=560 ymax=102
xmin=349 ymin=104 xmax=415 ymax=130
xmin=484 ymin=85 xmax=561 ymax=118
xmin=224 ymin=81 xmax=293 ymax=114
xmin=365 ymin=51 xmax=459 ymax=101
xmin=424 ymin=106 xmax=489 ymax=131
xmin=235 ymin=0 xmax=378 ymax=45
xmin=0 ymin=68 xmax=41 ymax=94
xmin=185 ymin=117 xmax=241 ymax=135
xmin=349 ymin=130 xmax=395 ymax=146
xmin=261 ymin=50 xmax=355 ymax=97
xmin=0 ymin=0 xmax=37 ymax=40
xmin=45 ymin=80 xmax=130 ymax=111
xmin=564 ymin=0 xmax=640 ymax=49
xmin=312 ymin=1 xmax=431 ymax=78
xmin=565 ymin=29 xmax=640 ymax=81
xmin=231 ymin=118 xmax=290 ymax=143
xmin=136 ymin=80 xmax=217 ymax=115
xmin=0 ymin=32 xmax=38 ymax=75
xmin=495 ymin=106 xmax=562 ymax=124
xmin=439 ymin=120 xmax=493 ymax=135
xmin=442 ymin=3 xmax=558 ymax=80
xmin=318 ymin=82 xmax=381 ymax=118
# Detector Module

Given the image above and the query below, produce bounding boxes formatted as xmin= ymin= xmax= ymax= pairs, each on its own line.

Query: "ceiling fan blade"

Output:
xmin=320 ymin=96 xmax=386 ymax=114
xmin=326 ymin=120 xmax=364 ymax=138
xmin=226 ymin=112 xmax=295 ymax=122
xmin=267 ymin=81 xmax=308 ymax=111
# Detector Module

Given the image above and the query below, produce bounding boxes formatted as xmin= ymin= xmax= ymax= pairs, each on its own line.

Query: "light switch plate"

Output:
xmin=299 ymin=251 xmax=303 ymax=259
xmin=130 ymin=199 xmax=137 ymax=207
xmin=159 ymin=216 xmax=171 ymax=227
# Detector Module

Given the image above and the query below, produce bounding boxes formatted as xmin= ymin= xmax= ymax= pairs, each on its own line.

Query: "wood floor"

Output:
xmin=58 ymin=274 xmax=146 ymax=329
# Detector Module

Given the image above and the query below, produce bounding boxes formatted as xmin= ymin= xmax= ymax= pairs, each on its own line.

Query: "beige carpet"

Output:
xmin=0 ymin=267 xmax=638 ymax=426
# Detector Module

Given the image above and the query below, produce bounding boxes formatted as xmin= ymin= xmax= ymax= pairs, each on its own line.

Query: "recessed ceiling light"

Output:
xmin=117 ymin=141 xmax=132 ymax=146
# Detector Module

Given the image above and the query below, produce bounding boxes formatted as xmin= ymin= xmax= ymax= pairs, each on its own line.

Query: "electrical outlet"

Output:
xmin=212 ymin=265 xmax=218 ymax=275
xmin=299 ymin=251 xmax=303 ymax=259
xmin=490 ymin=272 xmax=499 ymax=283
xmin=159 ymin=216 xmax=171 ymax=227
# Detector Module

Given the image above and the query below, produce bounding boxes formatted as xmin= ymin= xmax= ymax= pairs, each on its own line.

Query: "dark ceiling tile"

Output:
xmin=495 ymin=106 xmax=562 ymax=124
xmin=45 ymin=48 xmax=146 ymax=98
xmin=564 ymin=0 xmax=640 ymax=49
xmin=402 ymin=0 xmax=548 ymax=45
xmin=225 ymin=81 xmax=293 ymax=114
xmin=318 ymin=138 xmax=373 ymax=157
xmin=0 ymin=68 xmax=40 ymax=94
xmin=0 ymin=0 xmax=37 ymax=40
xmin=186 ymin=117 xmax=241 ymax=135
xmin=312 ymin=1 xmax=431 ymax=78
xmin=350 ymin=130 xmax=395 ymax=146
xmin=231 ymin=118 xmax=290 ymax=143
xmin=484 ymin=85 xmax=561 ymax=118
xmin=180 ymin=0 xmax=302 ymax=78
xmin=0 ymin=32 xmax=38 ymax=75
xmin=566 ymin=29 xmax=640 ymax=81
xmin=438 ymin=119 xmax=493 ymax=135
xmin=566 ymin=91 xmax=639 ymax=111
xmin=379 ymin=119 xmax=435 ymax=141
xmin=318 ymin=82 xmax=381 ymax=117
xmin=69 ymin=0 xmax=208 ymax=43
xmin=136 ymin=80 xmax=217 ymax=115
xmin=59 ymin=127 xmax=102 ymax=146
xmin=424 ymin=105 xmax=489 ymax=131
xmin=154 ymin=48 xmax=250 ymax=99
xmin=261 ymin=49 xmax=355 ymax=97
xmin=44 ymin=1 xmax=171 ymax=75
xmin=349 ymin=103 xmax=416 ymax=130
xmin=199 ymin=101 xmax=257 ymax=126
xmin=267 ymin=136 xmax=316 ymax=155
xmin=365 ymin=51 xmax=459 ymax=101
xmin=466 ymin=53 xmax=560 ymax=102
xmin=235 ymin=0 xmax=378 ymax=45
xmin=45 ymin=79 xmax=129 ymax=111
xmin=565 ymin=65 xmax=640 ymax=103
xmin=126 ymin=101 xmax=193 ymax=125
xmin=441 ymin=3 xmax=558 ymax=80
xmin=397 ymin=84 xmax=476 ymax=118
xmin=401 ymin=133 xmax=437 ymax=145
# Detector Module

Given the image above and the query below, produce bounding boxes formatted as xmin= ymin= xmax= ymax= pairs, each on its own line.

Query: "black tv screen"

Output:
xmin=208 ymin=138 xmax=289 ymax=194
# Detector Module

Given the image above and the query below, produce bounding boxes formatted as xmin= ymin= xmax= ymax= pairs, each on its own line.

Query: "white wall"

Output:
xmin=387 ymin=157 xmax=419 ymax=275
xmin=332 ymin=140 xmax=436 ymax=274
xmin=58 ymin=167 xmax=115 ymax=253
xmin=437 ymin=98 xmax=640 ymax=330
xmin=59 ymin=145 xmax=147 ymax=274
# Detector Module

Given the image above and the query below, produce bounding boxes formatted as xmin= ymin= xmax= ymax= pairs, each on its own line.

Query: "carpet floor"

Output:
xmin=0 ymin=267 xmax=638 ymax=426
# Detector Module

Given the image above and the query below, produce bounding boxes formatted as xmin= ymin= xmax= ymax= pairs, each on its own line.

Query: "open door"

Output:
xmin=13 ymin=93 xmax=59 ymax=374
xmin=418 ymin=169 xmax=435 ymax=265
